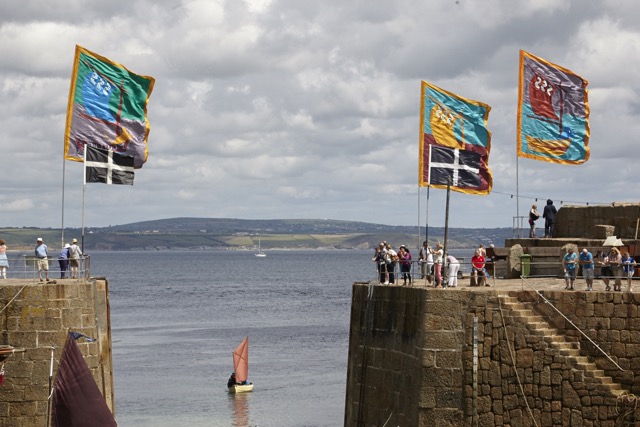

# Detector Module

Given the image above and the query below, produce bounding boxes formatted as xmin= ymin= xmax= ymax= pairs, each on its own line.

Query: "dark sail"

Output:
xmin=51 ymin=333 xmax=117 ymax=427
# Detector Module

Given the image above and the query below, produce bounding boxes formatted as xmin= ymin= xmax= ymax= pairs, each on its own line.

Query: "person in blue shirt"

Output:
xmin=621 ymin=252 xmax=637 ymax=292
xmin=34 ymin=237 xmax=49 ymax=283
xmin=579 ymin=248 xmax=594 ymax=291
xmin=562 ymin=247 xmax=577 ymax=290
xmin=58 ymin=244 xmax=70 ymax=279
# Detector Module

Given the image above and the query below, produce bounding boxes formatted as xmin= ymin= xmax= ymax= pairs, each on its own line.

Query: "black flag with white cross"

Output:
xmin=85 ymin=145 xmax=135 ymax=185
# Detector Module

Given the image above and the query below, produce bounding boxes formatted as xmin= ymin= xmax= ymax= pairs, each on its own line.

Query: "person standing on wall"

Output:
xmin=431 ymin=242 xmax=444 ymax=288
xmin=0 ymin=239 xmax=8 ymax=279
xmin=607 ymin=247 xmax=623 ymax=292
xmin=621 ymin=251 xmax=636 ymax=292
xmin=529 ymin=204 xmax=540 ymax=238
xmin=35 ymin=237 xmax=50 ymax=283
xmin=398 ymin=245 xmax=412 ymax=286
xmin=58 ymin=243 xmax=70 ymax=279
xmin=579 ymin=248 xmax=594 ymax=291
xmin=543 ymin=199 xmax=557 ymax=238
xmin=69 ymin=238 xmax=83 ymax=279
xmin=563 ymin=247 xmax=578 ymax=290
xmin=418 ymin=241 xmax=433 ymax=283
xmin=446 ymin=254 xmax=460 ymax=288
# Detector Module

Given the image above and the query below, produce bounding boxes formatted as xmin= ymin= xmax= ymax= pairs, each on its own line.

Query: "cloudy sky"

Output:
xmin=1 ymin=0 xmax=639 ymax=230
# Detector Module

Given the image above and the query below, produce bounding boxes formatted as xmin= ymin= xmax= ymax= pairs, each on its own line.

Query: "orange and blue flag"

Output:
xmin=419 ymin=81 xmax=493 ymax=195
xmin=64 ymin=45 xmax=155 ymax=169
xmin=517 ymin=50 xmax=589 ymax=164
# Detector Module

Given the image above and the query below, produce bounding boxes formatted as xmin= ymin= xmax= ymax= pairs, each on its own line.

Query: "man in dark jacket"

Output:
xmin=543 ymin=199 xmax=557 ymax=238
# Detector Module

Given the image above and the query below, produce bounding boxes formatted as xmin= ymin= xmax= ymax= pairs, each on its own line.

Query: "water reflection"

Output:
xmin=228 ymin=392 xmax=251 ymax=427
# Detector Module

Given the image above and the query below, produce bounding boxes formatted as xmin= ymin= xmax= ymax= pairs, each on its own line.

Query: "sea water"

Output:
xmin=89 ymin=249 xmax=379 ymax=427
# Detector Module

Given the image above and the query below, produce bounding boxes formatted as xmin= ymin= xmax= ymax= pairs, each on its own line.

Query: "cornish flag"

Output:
xmin=428 ymin=144 xmax=482 ymax=188
xmin=85 ymin=145 xmax=135 ymax=185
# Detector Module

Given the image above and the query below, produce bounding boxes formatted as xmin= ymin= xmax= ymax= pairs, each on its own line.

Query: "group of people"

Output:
xmin=374 ymin=241 xmax=492 ymax=289
xmin=373 ymin=242 xmax=413 ymax=286
xmin=34 ymin=237 xmax=83 ymax=282
xmin=529 ymin=199 xmax=557 ymax=238
xmin=563 ymin=246 xmax=637 ymax=292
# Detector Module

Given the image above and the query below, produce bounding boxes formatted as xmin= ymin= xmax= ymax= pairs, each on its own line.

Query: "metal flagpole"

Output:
xmin=425 ymin=186 xmax=430 ymax=244
xmin=82 ymin=148 xmax=87 ymax=253
xmin=418 ymin=186 xmax=422 ymax=250
xmin=46 ymin=345 xmax=54 ymax=427
xmin=516 ymin=147 xmax=520 ymax=237
xmin=61 ymin=155 xmax=66 ymax=248
xmin=443 ymin=179 xmax=451 ymax=287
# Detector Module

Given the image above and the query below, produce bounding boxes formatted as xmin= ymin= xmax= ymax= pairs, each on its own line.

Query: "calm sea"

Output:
xmin=88 ymin=249 xmax=380 ymax=427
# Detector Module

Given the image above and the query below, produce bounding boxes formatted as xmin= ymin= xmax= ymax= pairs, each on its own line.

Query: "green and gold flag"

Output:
xmin=64 ymin=45 xmax=155 ymax=168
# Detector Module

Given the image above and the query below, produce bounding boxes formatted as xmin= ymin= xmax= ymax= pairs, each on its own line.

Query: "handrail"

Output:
xmin=0 ymin=255 xmax=91 ymax=280
xmin=519 ymin=277 xmax=624 ymax=372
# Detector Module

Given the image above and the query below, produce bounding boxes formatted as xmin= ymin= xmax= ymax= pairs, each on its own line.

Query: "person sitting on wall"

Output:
xmin=471 ymin=249 xmax=486 ymax=287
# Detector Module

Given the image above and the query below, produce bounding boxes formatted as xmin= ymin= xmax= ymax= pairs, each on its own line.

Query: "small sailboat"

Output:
xmin=228 ymin=337 xmax=253 ymax=393
xmin=255 ymin=236 xmax=266 ymax=257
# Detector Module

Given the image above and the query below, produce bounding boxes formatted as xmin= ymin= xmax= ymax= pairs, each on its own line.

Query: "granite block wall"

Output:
xmin=0 ymin=279 xmax=114 ymax=427
xmin=345 ymin=284 xmax=639 ymax=427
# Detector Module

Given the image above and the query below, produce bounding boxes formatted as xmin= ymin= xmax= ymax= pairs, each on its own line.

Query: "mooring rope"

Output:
xmin=0 ymin=285 xmax=27 ymax=315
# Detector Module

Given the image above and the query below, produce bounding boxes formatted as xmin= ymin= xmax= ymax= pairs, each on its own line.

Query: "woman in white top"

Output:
xmin=432 ymin=242 xmax=444 ymax=288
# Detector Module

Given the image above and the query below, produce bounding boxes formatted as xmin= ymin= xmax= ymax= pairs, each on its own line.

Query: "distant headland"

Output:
xmin=1 ymin=217 xmax=513 ymax=251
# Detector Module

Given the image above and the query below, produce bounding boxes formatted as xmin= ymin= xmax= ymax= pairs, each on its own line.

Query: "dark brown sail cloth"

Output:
xmin=51 ymin=334 xmax=117 ymax=427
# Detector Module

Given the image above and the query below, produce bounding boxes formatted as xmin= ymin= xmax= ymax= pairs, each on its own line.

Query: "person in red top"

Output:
xmin=471 ymin=249 xmax=486 ymax=287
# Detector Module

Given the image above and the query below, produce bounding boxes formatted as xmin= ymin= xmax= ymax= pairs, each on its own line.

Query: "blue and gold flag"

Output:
xmin=517 ymin=50 xmax=589 ymax=164
xmin=64 ymin=45 xmax=155 ymax=169
xmin=419 ymin=81 xmax=492 ymax=195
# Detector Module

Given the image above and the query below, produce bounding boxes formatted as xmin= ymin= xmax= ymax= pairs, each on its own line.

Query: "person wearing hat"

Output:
xmin=562 ymin=247 xmax=578 ymax=290
xmin=68 ymin=238 xmax=83 ymax=279
xmin=579 ymin=248 xmax=594 ymax=291
xmin=58 ymin=243 xmax=71 ymax=279
xmin=34 ymin=238 xmax=49 ymax=282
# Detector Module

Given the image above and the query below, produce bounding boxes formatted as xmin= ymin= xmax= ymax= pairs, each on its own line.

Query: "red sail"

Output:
xmin=233 ymin=337 xmax=249 ymax=383
xmin=529 ymin=74 xmax=558 ymax=121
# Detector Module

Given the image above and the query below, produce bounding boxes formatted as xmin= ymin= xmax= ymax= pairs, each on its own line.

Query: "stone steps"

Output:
xmin=499 ymin=296 xmax=625 ymax=397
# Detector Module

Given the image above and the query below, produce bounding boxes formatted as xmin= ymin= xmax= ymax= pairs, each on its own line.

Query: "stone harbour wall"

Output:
xmin=555 ymin=204 xmax=640 ymax=239
xmin=345 ymin=284 xmax=639 ymax=427
xmin=0 ymin=279 xmax=114 ymax=427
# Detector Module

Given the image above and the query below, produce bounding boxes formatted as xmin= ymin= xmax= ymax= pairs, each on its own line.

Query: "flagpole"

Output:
xmin=418 ymin=186 xmax=422 ymax=250
xmin=443 ymin=179 xmax=451 ymax=287
xmin=516 ymin=147 xmax=520 ymax=238
xmin=61 ymin=155 xmax=66 ymax=248
xmin=46 ymin=345 xmax=54 ymax=427
xmin=82 ymin=148 xmax=86 ymax=253
xmin=425 ymin=185 xmax=430 ymax=244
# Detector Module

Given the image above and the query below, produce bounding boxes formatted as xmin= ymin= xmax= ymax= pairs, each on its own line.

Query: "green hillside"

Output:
xmin=1 ymin=218 xmax=513 ymax=251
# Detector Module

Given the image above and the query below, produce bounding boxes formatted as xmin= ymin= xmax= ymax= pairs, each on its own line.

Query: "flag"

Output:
xmin=85 ymin=145 xmax=135 ymax=185
xmin=419 ymin=81 xmax=492 ymax=194
xmin=64 ymin=45 xmax=155 ymax=169
xmin=69 ymin=331 xmax=97 ymax=342
xmin=517 ymin=50 xmax=589 ymax=164
xmin=51 ymin=333 xmax=117 ymax=427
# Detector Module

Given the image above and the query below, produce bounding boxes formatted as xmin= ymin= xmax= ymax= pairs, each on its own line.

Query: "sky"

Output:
xmin=1 ymin=0 xmax=639 ymax=230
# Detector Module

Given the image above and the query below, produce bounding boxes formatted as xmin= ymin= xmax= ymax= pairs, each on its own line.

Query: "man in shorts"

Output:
xmin=34 ymin=238 xmax=49 ymax=283
xmin=579 ymin=248 xmax=594 ymax=291
xmin=563 ymin=247 xmax=577 ymax=290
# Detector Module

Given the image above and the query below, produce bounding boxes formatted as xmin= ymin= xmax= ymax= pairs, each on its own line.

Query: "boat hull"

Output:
xmin=228 ymin=384 xmax=254 ymax=393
